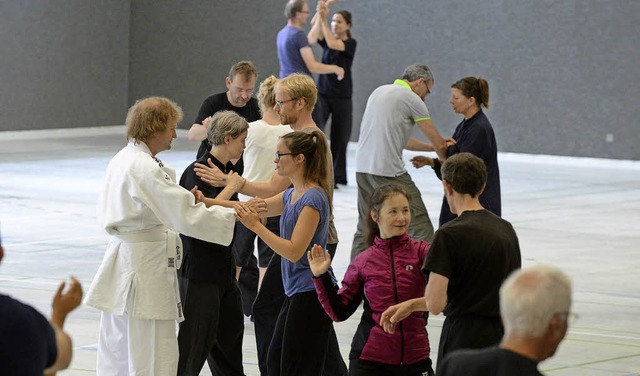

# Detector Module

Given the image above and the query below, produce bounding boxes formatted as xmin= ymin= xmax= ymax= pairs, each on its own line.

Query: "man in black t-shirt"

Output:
xmin=187 ymin=60 xmax=261 ymax=159
xmin=380 ymin=153 xmax=521 ymax=373
xmin=438 ymin=265 xmax=573 ymax=376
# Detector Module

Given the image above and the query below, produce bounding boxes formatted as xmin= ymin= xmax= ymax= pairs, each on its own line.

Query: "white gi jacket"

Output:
xmin=85 ymin=141 xmax=235 ymax=321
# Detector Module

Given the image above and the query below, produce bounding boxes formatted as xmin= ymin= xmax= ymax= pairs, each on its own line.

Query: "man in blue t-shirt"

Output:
xmin=0 ymin=240 xmax=83 ymax=376
xmin=277 ymin=0 xmax=344 ymax=80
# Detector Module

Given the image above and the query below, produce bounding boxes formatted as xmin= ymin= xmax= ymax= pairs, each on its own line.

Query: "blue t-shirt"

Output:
xmin=277 ymin=25 xmax=312 ymax=78
xmin=0 ymin=295 xmax=57 ymax=375
xmin=280 ymin=187 xmax=336 ymax=296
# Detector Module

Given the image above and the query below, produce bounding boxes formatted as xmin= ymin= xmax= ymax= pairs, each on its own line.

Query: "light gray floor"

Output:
xmin=1 ymin=127 xmax=639 ymax=375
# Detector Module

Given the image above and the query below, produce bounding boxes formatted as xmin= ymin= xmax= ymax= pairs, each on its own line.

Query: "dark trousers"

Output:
xmin=349 ymin=358 xmax=434 ymax=376
xmin=436 ymin=315 xmax=504 ymax=374
xmin=253 ymin=244 xmax=348 ymax=376
xmin=177 ymin=277 xmax=245 ymax=376
xmin=312 ymin=95 xmax=353 ymax=185
xmin=267 ymin=290 xmax=333 ymax=376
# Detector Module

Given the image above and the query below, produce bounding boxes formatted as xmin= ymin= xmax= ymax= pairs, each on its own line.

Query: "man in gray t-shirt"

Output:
xmin=351 ymin=64 xmax=448 ymax=258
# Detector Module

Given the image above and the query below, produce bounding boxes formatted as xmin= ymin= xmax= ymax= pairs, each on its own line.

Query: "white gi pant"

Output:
xmin=96 ymin=295 xmax=178 ymax=376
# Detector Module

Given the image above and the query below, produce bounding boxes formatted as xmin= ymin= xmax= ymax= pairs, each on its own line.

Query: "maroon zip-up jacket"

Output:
xmin=313 ymin=233 xmax=432 ymax=364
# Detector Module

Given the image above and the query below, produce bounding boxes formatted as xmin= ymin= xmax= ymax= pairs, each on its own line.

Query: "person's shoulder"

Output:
xmin=439 ymin=347 xmax=501 ymax=374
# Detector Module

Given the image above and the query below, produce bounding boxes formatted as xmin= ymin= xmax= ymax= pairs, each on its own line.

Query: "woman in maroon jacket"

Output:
xmin=308 ymin=184 xmax=434 ymax=376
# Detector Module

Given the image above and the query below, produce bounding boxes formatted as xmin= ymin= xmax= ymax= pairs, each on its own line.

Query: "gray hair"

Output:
xmin=207 ymin=111 xmax=249 ymax=146
xmin=402 ymin=64 xmax=434 ymax=85
xmin=500 ymin=265 xmax=572 ymax=337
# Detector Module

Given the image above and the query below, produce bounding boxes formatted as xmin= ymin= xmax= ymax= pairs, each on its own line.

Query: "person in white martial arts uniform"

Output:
xmin=85 ymin=97 xmax=237 ymax=376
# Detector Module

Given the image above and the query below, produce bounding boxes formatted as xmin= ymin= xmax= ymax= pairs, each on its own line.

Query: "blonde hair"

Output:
xmin=257 ymin=75 xmax=278 ymax=115
xmin=276 ymin=73 xmax=317 ymax=112
xmin=126 ymin=97 xmax=183 ymax=142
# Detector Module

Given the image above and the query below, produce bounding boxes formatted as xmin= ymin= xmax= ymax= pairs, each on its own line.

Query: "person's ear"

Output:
xmin=370 ymin=210 xmax=379 ymax=223
xmin=443 ymin=179 xmax=454 ymax=196
xmin=225 ymin=77 xmax=232 ymax=89
xmin=224 ymin=135 xmax=232 ymax=145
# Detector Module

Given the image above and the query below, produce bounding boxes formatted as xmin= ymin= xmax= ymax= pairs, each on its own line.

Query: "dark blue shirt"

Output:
xmin=433 ymin=110 xmax=501 ymax=226
xmin=0 ymin=295 xmax=57 ymax=376
xmin=277 ymin=25 xmax=312 ymax=78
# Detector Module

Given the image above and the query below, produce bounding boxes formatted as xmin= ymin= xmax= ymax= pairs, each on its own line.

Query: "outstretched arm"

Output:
xmin=380 ymin=297 xmax=427 ymax=334
xmin=309 ymin=244 xmax=364 ymax=321
xmin=45 ymin=276 xmax=83 ymax=375
xmin=236 ymin=203 xmax=318 ymax=262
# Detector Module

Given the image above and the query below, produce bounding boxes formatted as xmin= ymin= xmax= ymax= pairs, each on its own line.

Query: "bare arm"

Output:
xmin=300 ymin=47 xmax=344 ymax=80
xmin=405 ymin=136 xmax=435 ymax=152
xmin=187 ymin=115 xmax=212 ymax=142
xmin=425 ymin=272 xmax=449 ymax=315
xmin=416 ymin=119 xmax=447 ymax=161
xmin=318 ymin=8 xmax=346 ymax=51
xmin=241 ymin=171 xmax=291 ymax=198
xmin=307 ymin=7 xmax=323 ymax=44
xmin=198 ymin=173 xmax=246 ymax=208
xmin=236 ymin=204 xmax=319 ymax=262
xmin=380 ymin=297 xmax=427 ymax=334
xmin=44 ymin=277 xmax=83 ymax=375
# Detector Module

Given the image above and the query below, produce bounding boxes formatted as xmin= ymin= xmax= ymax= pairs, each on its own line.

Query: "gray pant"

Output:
xmin=351 ymin=172 xmax=435 ymax=259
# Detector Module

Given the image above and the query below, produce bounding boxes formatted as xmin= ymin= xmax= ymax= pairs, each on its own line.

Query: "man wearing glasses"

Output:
xmin=187 ymin=60 xmax=261 ymax=159
xmin=277 ymin=0 xmax=344 ymax=80
xmin=351 ymin=63 xmax=449 ymax=258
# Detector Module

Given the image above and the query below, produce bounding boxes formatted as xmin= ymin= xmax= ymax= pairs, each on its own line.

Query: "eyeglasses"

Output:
xmin=275 ymin=98 xmax=298 ymax=108
xmin=423 ymin=79 xmax=431 ymax=96
xmin=233 ymin=86 xmax=254 ymax=95
xmin=275 ymin=152 xmax=294 ymax=161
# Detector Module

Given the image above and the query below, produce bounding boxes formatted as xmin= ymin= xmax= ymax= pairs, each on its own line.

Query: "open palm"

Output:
xmin=307 ymin=244 xmax=332 ymax=277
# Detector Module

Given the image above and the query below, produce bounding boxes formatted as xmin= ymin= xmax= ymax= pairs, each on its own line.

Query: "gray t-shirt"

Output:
xmin=356 ymin=80 xmax=430 ymax=176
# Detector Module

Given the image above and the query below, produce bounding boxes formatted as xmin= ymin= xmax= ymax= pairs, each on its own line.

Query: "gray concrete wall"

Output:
xmin=0 ymin=1 xmax=130 ymax=131
xmin=2 ymin=1 xmax=638 ymax=160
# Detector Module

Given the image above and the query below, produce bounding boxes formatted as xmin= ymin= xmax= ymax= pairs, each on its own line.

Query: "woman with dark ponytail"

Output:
xmin=235 ymin=129 xmax=339 ymax=375
xmin=308 ymin=184 xmax=435 ymax=376
xmin=411 ymin=76 xmax=501 ymax=226
xmin=308 ymin=0 xmax=357 ymax=186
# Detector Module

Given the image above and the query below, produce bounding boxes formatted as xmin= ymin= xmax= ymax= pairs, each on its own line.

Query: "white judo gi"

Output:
xmin=85 ymin=141 xmax=236 ymax=376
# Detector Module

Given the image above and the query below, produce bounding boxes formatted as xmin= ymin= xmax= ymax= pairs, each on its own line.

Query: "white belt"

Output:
xmin=113 ymin=228 xmax=182 ymax=270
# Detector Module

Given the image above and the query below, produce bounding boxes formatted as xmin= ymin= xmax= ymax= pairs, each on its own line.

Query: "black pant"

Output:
xmin=177 ymin=277 xmax=245 ymax=376
xmin=349 ymin=358 xmax=434 ymax=376
xmin=436 ymin=315 xmax=503 ymax=374
xmin=267 ymin=290 xmax=333 ymax=376
xmin=253 ymin=244 xmax=348 ymax=376
xmin=312 ymin=95 xmax=353 ymax=185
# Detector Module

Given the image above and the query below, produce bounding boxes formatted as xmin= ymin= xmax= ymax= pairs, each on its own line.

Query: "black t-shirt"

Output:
xmin=438 ymin=347 xmax=543 ymax=376
xmin=178 ymin=154 xmax=240 ymax=284
xmin=422 ymin=210 xmax=521 ymax=318
xmin=0 ymin=295 xmax=57 ymax=376
xmin=194 ymin=92 xmax=260 ymax=159
xmin=317 ymin=38 xmax=357 ymax=98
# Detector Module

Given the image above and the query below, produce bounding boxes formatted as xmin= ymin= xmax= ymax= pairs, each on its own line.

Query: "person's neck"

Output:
xmin=451 ymin=195 xmax=484 ymax=216
xmin=290 ymin=113 xmax=317 ymax=132
xmin=262 ymin=110 xmax=282 ymax=126
xmin=463 ymin=106 xmax=480 ymax=120
xmin=500 ymin=335 xmax=546 ymax=363
xmin=209 ymin=148 xmax=230 ymax=166
xmin=288 ymin=19 xmax=303 ymax=30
